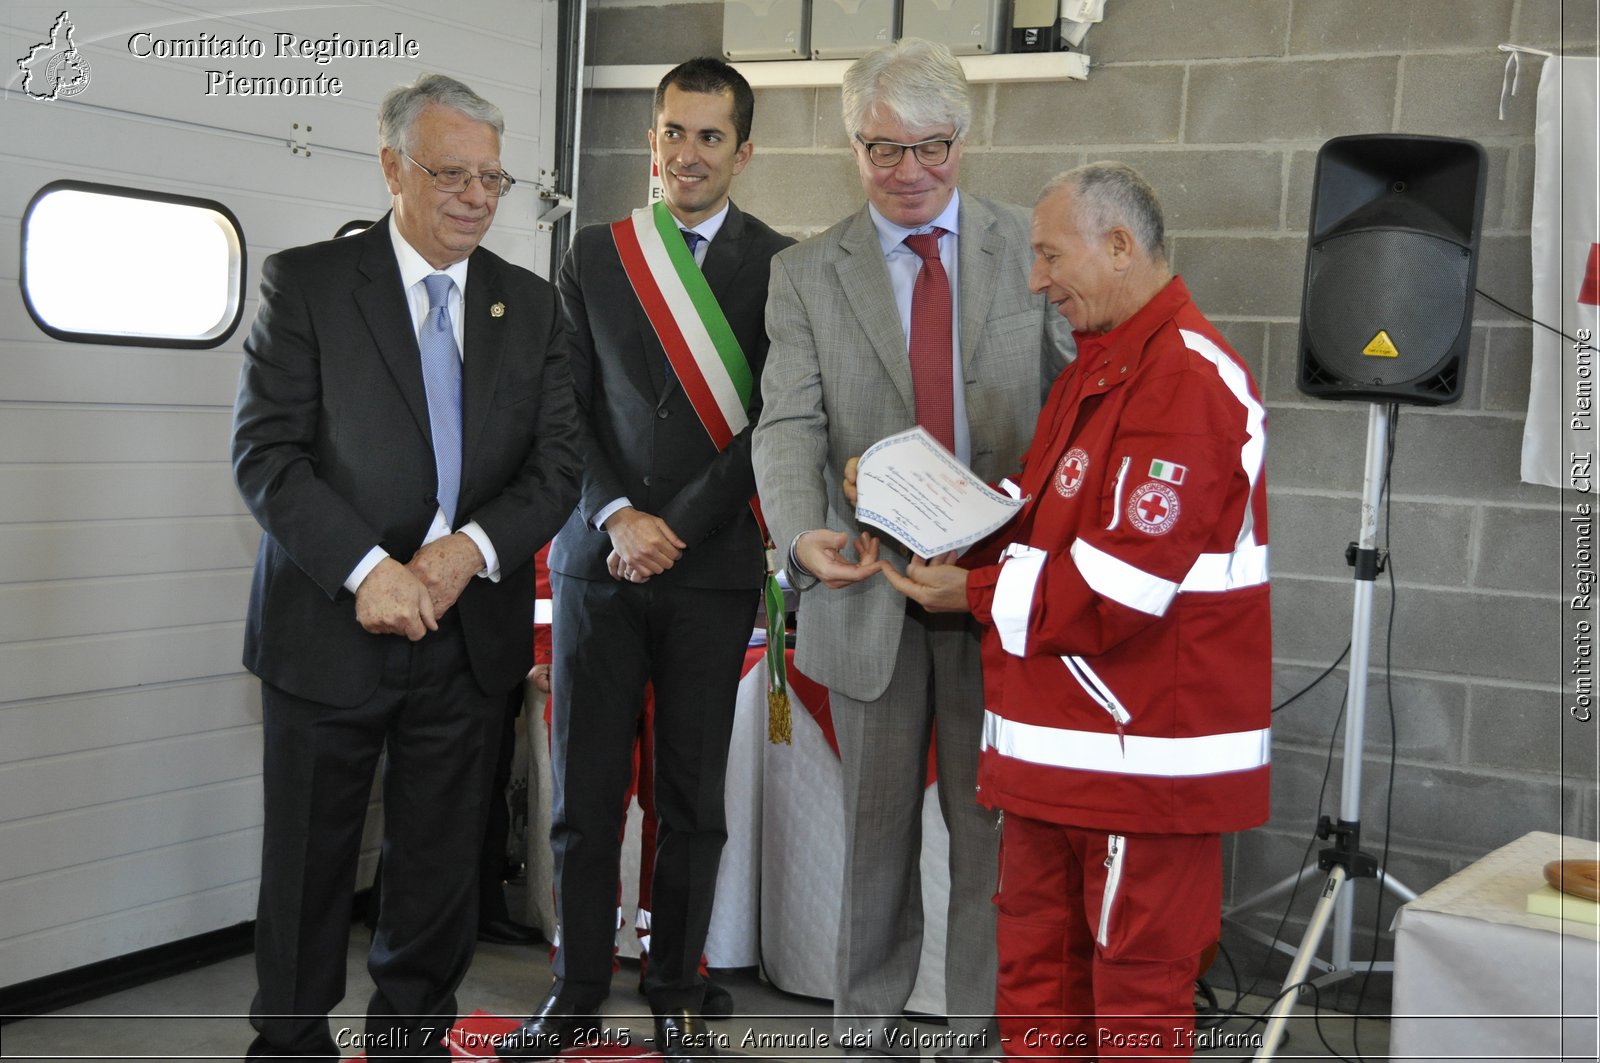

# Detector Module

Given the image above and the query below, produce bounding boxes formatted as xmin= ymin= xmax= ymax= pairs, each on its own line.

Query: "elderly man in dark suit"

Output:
xmin=499 ymin=57 xmax=791 ymax=1063
xmin=231 ymin=73 xmax=579 ymax=1061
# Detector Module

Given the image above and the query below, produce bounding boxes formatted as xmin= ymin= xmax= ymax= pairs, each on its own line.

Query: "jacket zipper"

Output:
xmin=1097 ymin=833 xmax=1126 ymax=947
xmin=1061 ymin=654 xmax=1133 ymax=754
xmin=1105 ymin=455 xmax=1131 ymax=531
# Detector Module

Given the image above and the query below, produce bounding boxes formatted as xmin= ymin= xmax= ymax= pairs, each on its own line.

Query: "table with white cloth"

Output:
xmin=1390 ymin=830 xmax=1599 ymax=1062
xmin=525 ymin=641 xmax=953 ymax=1015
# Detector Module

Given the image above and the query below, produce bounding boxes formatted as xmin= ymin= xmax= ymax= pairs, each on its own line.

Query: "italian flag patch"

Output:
xmin=1148 ymin=459 xmax=1187 ymax=485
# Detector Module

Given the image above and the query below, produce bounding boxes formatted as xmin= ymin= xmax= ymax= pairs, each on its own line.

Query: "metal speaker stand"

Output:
xmin=1222 ymin=402 xmax=1419 ymax=1060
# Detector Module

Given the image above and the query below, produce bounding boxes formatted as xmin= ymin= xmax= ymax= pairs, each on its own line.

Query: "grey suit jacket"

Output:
xmin=752 ymin=194 xmax=1072 ymax=702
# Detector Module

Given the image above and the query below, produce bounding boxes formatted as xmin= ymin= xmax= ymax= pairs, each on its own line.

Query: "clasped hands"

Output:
xmin=354 ymin=532 xmax=484 ymax=640
xmin=793 ymin=458 xmax=971 ymax=613
xmin=603 ymin=506 xmax=686 ymax=584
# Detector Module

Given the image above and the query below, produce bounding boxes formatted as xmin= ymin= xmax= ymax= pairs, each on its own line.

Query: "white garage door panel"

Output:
xmin=0 ymin=676 xmax=259 ymax=765
xmin=0 ymin=726 xmax=262 ymax=822
xmin=0 ymin=829 xmax=262 ymax=930
xmin=0 ymin=342 xmax=245 ymax=407
xmin=0 ymin=622 xmax=247 ymax=704
xmin=0 ymin=778 xmax=263 ymax=881
xmin=0 ymin=407 xmax=233 ymax=463
xmin=1 ymin=0 xmax=564 ymax=988
xmin=0 ymin=570 xmax=251 ymax=643
xmin=0 ymin=880 xmax=261 ymax=988
xmin=0 ymin=463 xmax=246 ymax=523
xmin=0 ymin=517 xmax=258 ymax=584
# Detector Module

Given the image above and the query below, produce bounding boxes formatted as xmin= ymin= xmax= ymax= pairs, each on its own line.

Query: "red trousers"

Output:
xmin=995 ymin=815 xmax=1220 ymax=1060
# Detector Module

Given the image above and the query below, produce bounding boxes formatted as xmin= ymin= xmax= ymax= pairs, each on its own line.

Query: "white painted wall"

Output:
xmin=0 ymin=0 xmax=562 ymax=987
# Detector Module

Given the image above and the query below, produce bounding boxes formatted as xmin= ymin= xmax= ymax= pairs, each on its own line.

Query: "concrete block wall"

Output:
xmin=572 ymin=0 xmax=1599 ymax=1007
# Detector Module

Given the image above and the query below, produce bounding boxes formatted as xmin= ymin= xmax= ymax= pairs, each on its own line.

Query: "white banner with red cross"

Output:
xmin=1522 ymin=57 xmax=1600 ymax=487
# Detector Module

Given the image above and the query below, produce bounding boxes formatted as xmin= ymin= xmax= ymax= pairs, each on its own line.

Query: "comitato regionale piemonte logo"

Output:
xmin=17 ymin=11 xmax=92 ymax=100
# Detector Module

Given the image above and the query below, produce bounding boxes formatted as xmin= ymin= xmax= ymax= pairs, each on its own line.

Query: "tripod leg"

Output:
xmin=1255 ymin=865 xmax=1349 ymax=1061
xmin=1377 ymin=867 xmax=1418 ymax=904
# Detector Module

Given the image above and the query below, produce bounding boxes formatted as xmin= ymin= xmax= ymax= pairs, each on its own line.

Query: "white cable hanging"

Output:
xmin=1499 ymin=43 xmax=1555 ymax=120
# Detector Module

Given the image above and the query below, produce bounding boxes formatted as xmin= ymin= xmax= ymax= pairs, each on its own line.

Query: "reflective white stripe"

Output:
xmin=999 ymin=477 xmax=1022 ymax=500
xmin=1098 ymin=834 xmax=1125 ymax=948
xmin=1180 ymin=542 xmax=1270 ymax=592
xmin=984 ymin=710 xmax=1271 ymax=777
xmin=1180 ymin=328 xmax=1267 ymax=556
xmin=534 ymin=598 xmax=554 ymax=625
xmin=1070 ymin=538 xmax=1177 ymax=617
xmin=993 ymin=543 xmax=1046 ymax=655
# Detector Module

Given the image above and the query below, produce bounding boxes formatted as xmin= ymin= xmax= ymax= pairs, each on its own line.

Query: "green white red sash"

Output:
xmin=611 ymin=201 xmax=794 ymax=741
xmin=611 ymin=201 xmax=753 ymax=449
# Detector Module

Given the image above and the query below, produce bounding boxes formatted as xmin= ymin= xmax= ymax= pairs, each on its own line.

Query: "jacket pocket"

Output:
xmin=1060 ymin=654 xmax=1133 ymax=730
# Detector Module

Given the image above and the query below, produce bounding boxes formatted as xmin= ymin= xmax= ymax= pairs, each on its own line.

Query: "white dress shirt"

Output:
xmin=342 ymin=225 xmax=501 ymax=593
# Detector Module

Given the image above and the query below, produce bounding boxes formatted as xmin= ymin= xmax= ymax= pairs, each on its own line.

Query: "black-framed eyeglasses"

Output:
xmin=854 ymin=133 xmax=956 ymax=169
xmin=403 ymin=152 xmax=516 ymax=197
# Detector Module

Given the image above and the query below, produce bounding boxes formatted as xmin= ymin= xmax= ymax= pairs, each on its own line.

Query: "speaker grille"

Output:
xmin=1303 ymin=230 xmax=1470 ymax=386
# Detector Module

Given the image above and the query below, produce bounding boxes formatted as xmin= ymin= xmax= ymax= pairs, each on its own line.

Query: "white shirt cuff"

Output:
xmin=345 ymin=546 xmax=389 ymax=595
xmin=786 ymin=531 xmax=819 ymax=591
xmin=458 ymin=521 xmax=500 ymax=582
xmin=594 ymin=497 xmax=632 ymax=531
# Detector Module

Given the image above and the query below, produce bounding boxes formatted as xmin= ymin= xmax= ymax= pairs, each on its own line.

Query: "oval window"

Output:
xmin=21 ymin=181 xmax=246 ymax=348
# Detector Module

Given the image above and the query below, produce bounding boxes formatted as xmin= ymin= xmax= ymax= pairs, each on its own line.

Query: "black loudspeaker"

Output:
xmin=1297 ymin=134 xmax=1487 ymax=405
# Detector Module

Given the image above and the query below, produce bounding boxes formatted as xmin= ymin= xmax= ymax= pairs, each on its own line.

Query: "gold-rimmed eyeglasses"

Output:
xmin=403 ymin=152 xmax=516 ymax=197
xmin=854 ymin=133 xmax=957 ymax=169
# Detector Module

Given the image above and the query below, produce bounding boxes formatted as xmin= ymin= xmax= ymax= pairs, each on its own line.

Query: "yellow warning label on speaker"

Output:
xmin=1363 ymin=331 xmax=1400 ymax=358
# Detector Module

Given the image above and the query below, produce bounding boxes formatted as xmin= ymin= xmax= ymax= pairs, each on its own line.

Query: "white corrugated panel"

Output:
xmin=0 ymin=0 xmax=562 ymax=987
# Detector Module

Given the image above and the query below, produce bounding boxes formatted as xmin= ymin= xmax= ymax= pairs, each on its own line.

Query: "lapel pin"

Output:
xmin=490 ymin=302 xmax=505 ymax=318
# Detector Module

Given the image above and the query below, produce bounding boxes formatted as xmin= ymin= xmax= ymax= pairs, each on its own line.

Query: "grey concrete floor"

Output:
xmin=0 ymin=922 xmax=1390 ymax=1062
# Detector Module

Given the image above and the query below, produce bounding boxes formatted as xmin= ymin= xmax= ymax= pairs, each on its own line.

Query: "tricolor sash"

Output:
xmin=611 ymin=201 xmax=793 ymax=741
xmin=611 ymin=201 xmax=753 ymax=448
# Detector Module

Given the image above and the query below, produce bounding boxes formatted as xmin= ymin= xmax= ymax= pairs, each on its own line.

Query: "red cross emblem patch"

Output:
xmin=1127 ymin=481 xmax=1180 ymax=535
xmin=1053 ymin=447 xmax=1090 ymax=498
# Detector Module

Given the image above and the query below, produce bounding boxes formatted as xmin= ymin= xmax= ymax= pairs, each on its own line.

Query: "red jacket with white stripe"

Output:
xmin=966 ymin=277 xmax=1271 ymax=835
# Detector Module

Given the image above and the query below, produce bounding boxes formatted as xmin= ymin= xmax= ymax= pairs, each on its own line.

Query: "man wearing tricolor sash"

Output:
xmin=884 ymin=163 xmax=1272 ymax=1058
xmin=501 ymin=58 xmax=791 ymax=1063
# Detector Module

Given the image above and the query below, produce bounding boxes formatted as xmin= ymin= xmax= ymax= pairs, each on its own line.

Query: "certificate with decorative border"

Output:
xmin=855 ymin=426 xmax=1026 ymax=558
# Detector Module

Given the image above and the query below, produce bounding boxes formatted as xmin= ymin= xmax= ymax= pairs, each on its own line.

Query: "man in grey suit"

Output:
xmin=752 ymin=37 xmax=1069 ymax=1061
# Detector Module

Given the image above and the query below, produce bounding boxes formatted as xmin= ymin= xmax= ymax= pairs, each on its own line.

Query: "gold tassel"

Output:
xmin=767 ymin=688 xmax=792 ymax=745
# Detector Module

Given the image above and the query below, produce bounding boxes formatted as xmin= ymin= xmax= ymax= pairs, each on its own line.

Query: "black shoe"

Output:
xmin=497 ymin=993 xmax=601 ymax=1062
xmin=636 ymin=966 xmax=733 ymax=1020
xmin=701 ymin=979 xmax=733 ymax=1020
xmin=653 ymin=1010 xmax=719 ymax=1062
xmin=478 ymin=916 xmax=543 ymax=945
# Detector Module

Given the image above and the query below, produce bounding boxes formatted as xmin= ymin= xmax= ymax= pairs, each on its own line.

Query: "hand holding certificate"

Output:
xmin=854 ymin=427 xmax=1027 ymax=559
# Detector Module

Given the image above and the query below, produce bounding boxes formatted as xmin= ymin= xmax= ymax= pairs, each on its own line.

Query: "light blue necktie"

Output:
xmin=420 ymin=273 xmax=463 ymax=527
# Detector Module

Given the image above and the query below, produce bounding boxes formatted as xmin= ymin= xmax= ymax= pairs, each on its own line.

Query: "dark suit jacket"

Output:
xmin=548 ymin=202 xmax=794 ymax=589
xmin=232 ymin=215 xmax=580 ymax=707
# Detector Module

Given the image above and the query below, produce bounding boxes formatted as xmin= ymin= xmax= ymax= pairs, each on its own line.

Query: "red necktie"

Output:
xmin=905 ymin=229 xmax=954 ymax=451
